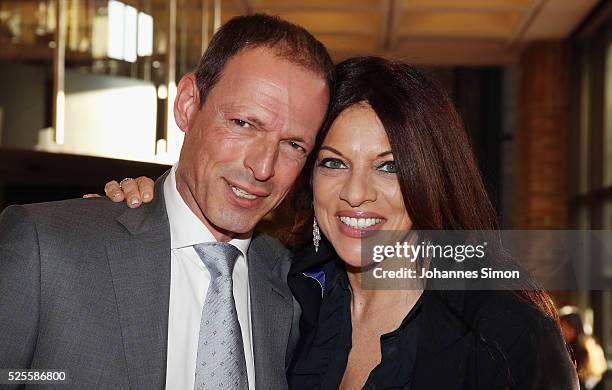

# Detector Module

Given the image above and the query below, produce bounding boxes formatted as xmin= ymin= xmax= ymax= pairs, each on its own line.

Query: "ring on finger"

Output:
xmin=119 ymin=177 xmax=134 ymax=189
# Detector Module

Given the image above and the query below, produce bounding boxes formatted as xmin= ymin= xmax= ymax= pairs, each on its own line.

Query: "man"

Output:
xmin=0 ymin=14 xmax=332 ymax=389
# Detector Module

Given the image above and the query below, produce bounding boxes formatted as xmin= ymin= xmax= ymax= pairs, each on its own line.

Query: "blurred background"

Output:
xmin=0 ymin=0 xmax=611 ymax=387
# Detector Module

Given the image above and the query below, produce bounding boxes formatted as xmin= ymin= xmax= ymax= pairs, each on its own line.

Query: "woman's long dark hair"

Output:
xmin=286 ymin=56 xmax=557 ymax=321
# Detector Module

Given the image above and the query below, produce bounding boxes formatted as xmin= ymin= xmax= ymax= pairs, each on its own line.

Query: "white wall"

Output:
xmin=62 ymin=70 xmax=158 ymax=162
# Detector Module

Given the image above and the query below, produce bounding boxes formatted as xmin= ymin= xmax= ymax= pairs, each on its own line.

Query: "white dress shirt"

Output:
xmin=164 ymin=165 xmax=255 ymax=390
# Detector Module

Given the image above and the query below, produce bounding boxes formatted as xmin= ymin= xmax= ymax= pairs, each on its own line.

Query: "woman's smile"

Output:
xmin=335 ymin=210 xmax=387 ymax=238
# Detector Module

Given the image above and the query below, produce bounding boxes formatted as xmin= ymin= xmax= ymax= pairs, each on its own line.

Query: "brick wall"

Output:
xmin=515 ymin=42 xmax=575 ymax=307
xmin=515 ymin=42 xmax=571 ymax=229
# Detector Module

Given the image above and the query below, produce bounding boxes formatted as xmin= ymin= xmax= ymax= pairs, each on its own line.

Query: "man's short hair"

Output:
xmin=194 ymin=13 xmax=335 ymax=106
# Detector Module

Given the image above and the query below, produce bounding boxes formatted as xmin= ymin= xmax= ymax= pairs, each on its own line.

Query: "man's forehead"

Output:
xmin=219 ymin=46 xmax=328 ymax=92
xmin=223 ymin=47 xmax=275 ymax=70
xmin=215 ymin=61 xmax=322 ymax=112
xmin=218 ymin=51 xmax=304 ymax=91
xmin=217 ymin=74 xmax=291 ymax=107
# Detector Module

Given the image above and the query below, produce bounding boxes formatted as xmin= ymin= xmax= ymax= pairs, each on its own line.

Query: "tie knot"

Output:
xmin=193 ymin=243 xmax=242 ymax=278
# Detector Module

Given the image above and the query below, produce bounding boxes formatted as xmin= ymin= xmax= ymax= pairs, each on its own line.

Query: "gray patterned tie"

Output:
xmin=193 ymin=243 xmax=248 ymax=390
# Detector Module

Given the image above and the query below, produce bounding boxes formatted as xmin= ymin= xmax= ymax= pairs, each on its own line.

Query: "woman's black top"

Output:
xmin=286 ymin=240 xmax=579 ymax=390
xmin=289 ymin=257 xmax=423 ymax=389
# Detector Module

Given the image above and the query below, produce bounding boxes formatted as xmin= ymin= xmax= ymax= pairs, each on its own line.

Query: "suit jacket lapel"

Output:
xmin=248 ymin=235 xmax=294 ymax=389
xmin=107 ymin=174 xmax=171 ymax=389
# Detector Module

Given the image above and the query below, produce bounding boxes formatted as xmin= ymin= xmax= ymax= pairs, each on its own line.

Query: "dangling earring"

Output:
xmin=313 ymin=218 xmax=321 ymax=253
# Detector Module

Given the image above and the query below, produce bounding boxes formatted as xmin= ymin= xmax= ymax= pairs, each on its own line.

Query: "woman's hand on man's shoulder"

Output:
xmin=83 ymin=176 xmax=155 ymax=208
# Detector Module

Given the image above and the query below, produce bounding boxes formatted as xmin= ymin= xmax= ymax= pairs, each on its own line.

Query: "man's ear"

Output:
xmin=174 ymin=73 xmax=200 ymax=133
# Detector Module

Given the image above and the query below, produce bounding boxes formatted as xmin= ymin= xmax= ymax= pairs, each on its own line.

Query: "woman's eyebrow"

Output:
xmin=320 ymin=145 xmax=344 ymax=156
xmin=320 ymin=146 xmax=393 ymax=158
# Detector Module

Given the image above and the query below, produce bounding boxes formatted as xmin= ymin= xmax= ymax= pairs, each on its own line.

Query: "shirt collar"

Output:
xmin=163 ymin=164 xmax=251 ymax=257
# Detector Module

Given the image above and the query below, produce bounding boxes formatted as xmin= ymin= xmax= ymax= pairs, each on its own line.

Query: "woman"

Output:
xmin=103 ymin=57 xmax=578 ymax=389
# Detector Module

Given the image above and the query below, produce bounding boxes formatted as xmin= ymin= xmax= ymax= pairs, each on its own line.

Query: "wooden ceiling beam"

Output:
xmin=276 ymin=10 xmax=380 ymax=35
xmin=398 ymin=11 xmax=523 ymax=39
xmin=379 ymin=0 xmax=399 ymax=51
xmin=316 ymin=34 xmax=379 ymax=53
xmin=401 ymin=0 xmax=531 ymax=13
xmin=330 ymin=38 xmax=520 ymax=65
xmin=252 ymin=0 xmax=379 ymax=12
xmin=235 ymin=0 xmax=255 ymax=14
xmin=507 ymin=0 xmax=546 ymax=46
xmin=521 ymin=0 xmax=600 ymax=40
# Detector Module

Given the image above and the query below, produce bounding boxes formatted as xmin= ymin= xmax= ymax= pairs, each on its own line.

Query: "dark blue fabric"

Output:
xmin=302 ymin=268 xmax=326 ymax=298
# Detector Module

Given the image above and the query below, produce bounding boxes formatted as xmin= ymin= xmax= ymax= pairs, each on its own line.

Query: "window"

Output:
xmin=571 ymin=4 xmax=612 ymax=375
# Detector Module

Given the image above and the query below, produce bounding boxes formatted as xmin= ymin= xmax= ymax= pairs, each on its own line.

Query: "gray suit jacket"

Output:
xmin=0 ymin=175 xmax=301 ymax=389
